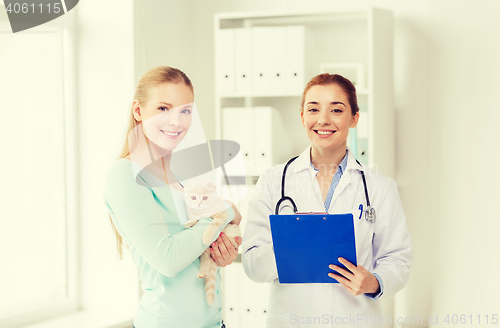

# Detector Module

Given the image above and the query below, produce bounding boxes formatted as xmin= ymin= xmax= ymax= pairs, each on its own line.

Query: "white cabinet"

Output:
xmin=222 ymin=262 xmax=269 ymax=328
xmin=214 ymin=8 xmax=395 ymax=328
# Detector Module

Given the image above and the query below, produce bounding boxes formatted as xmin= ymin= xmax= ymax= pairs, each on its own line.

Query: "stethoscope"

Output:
xmin=274 ymin=156 xmax=376 ymax=224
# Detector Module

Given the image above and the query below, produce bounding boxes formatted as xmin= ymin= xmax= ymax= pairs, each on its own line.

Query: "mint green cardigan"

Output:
xmin=104 ymin=159 xmax=233 ymax=328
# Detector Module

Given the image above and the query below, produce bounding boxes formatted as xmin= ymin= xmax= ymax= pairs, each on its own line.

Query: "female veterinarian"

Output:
xmin=104 ymin=66 xmax=242 ymax=328
xmin=242 ymin=73 xmax=412 ymax=328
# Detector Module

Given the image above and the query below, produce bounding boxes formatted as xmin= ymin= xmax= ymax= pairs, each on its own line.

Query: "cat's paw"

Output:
xmin=198 ymin=266 xmax=209 ymax=278
xmin=202 ymin=231 xmax=213 ymax=245
xmin=212 ymin=210 xmax=228 ymax=221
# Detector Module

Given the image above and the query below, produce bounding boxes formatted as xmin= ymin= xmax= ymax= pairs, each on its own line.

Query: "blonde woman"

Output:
xmin=104 ymin=66 xmax=242 ymax=328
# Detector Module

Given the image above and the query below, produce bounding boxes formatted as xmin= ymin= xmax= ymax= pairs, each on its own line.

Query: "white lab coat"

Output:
xmin=241 ymin=146 xmax=412 ymax=328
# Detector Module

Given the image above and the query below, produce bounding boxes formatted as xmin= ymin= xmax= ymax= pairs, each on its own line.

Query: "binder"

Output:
xmin=285 ymin=25 xmax=305 ymax=93
xmin=269 ymin=213 xmax=357 ymax=284
xmin=268 ymin=26 xmax=286 ymax=92
xmin=222 ymin=107 xmax=253 ymax=175
xmin=253 ymin=107 xmax=272 ymax=174
xmin=235 ymin=28 xmax=252 ymax=94
xmin=216 ymin=29 xmax=235 ymax=94
xmin=252 ymin=27 xmax=270 ymax=92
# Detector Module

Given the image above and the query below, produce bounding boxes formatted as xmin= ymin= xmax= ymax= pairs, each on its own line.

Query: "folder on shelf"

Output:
xmin=269 ymin=213 xmax=357 ymax=284
xmin=235 ymin=28 xmax=252 ymax=93
xmin=216 ymin=29 xmax=235 ymax=94
xmin=285 ymin=25 xmax=305 ymax=92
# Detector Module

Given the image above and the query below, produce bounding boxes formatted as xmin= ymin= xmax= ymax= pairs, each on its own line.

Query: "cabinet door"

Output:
xmin=240 ymin=265 xmax=257 ymax=328
xmin=235 ymin=28 xmax=252 ymax=94
xmin=216 ymin=29 xmax=236 ymax=94
xmin=285 ymin=25 xmax=305 ymax=93
xmin=254 ymin=282 xmax=270 ymax=328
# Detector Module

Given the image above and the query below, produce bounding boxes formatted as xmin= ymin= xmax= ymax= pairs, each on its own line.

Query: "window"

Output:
xmin=0 ymin=24 xmax=78 ymax=327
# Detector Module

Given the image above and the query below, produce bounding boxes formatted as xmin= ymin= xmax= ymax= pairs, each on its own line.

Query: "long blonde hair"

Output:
xmin=109 ymin=66 xmax=194 ymax=259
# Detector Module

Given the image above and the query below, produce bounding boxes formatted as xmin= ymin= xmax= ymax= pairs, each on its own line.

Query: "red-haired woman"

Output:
xmin=242 ymin=73 xmax=412 ymax=327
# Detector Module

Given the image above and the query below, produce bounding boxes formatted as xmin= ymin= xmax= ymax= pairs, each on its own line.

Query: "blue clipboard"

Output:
xmin=269 ymin=213 xmax=357 ymax=284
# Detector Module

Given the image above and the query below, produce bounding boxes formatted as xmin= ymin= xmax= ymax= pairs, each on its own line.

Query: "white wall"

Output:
xmin=133 ymin=0 xmax=194 ymax=83
xmin=133 ymin=0 xmax=500 ymax=327
xmin=75 ymin=0 xmax=138 ymax=318
xmin=427 ymin=0 xmax=500 ymax=324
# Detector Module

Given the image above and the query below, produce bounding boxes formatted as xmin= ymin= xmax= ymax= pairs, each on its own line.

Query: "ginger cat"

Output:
xmin=183 ymin=180 xmax=241 ymax=305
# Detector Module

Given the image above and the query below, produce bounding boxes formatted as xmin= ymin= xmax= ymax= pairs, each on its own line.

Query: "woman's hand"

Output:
xmin=328 ymin=257 xmax=380 ymax=296
xmin=210 ymin=232 xmax=242 ymax=267
xmin=224 ymin=200 xmax=242 ymax=225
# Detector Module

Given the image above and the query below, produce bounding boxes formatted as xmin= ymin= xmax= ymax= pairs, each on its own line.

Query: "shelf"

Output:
xmin=219 ymin=88 xmax=369 ymax=99
xmin=220 ymin=92 xmax=301 ymax=98
xmin=214 ymin=7 xmax=395 ymax=176
xmin=216 ymin=10 xmax=368 ymax=28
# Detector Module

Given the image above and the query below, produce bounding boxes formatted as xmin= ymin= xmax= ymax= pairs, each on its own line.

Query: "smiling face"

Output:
xmin=133 ymin=82 xmax=194 ymax=151
xmin=301 ymin=84 xmax=359 ymax=153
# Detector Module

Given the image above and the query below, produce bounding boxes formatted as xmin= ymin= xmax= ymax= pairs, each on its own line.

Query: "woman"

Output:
xmin=104 ymin=66 xmax=242 ymax=328
xmin=242 ymin=73 xmax=412 ymax=327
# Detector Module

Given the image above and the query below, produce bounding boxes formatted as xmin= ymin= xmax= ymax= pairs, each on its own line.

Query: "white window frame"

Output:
xmin=0 ymin=21 xmax=80 ymax=328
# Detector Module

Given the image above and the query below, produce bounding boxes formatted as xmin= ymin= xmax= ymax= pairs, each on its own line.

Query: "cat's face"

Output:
xmin=184 ymin=180 xmax=218 ymax=209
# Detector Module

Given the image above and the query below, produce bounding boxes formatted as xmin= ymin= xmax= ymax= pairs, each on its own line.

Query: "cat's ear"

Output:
xmin=183 ymin=182 xmax=194 ymax=192
xmin=206 ymin=181 xmax=216 ymax=192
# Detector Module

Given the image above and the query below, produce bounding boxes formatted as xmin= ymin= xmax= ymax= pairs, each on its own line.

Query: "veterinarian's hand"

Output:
xmin=224 ymin=200 xmax=242 ymax=225
xmin=328 ymin=257 xmax=380 ymax=296
xmin=210 ymin=232 xmax=242 ymax=267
